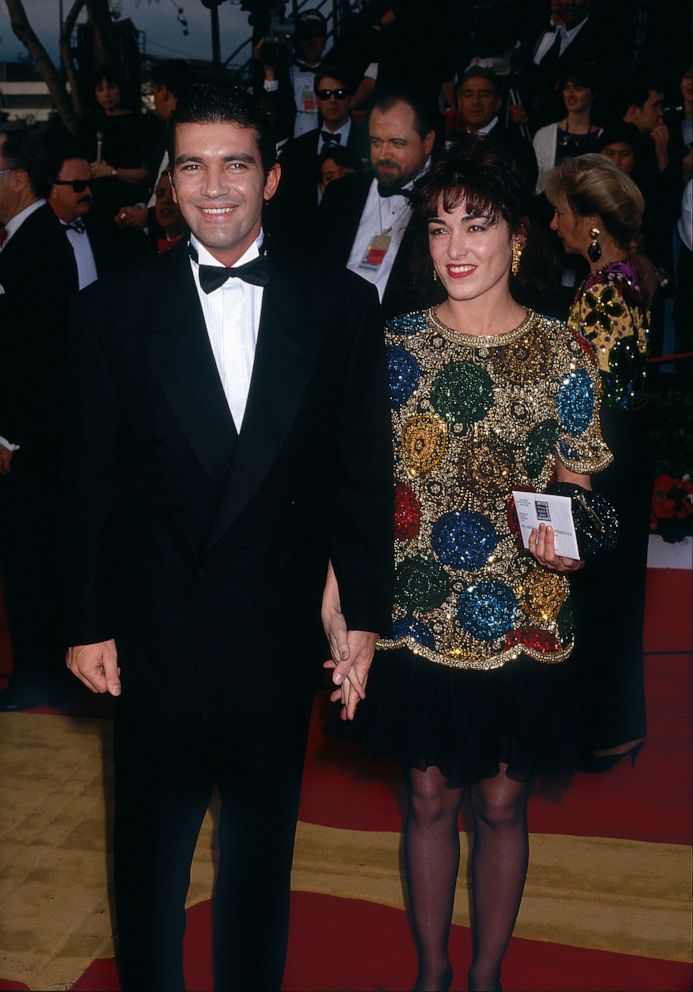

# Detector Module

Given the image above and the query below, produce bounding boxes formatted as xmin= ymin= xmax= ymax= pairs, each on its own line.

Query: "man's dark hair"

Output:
xmin=0 ymin=128 xmax=50 ymax=198
xmin=370 ymin=83 xmax=437 ymax=139
xmin=314 ymin=64 xmax=353 ymax=94
xmin=151 ymin=59 xmax=196 ymax=101
xmin=620 ymin=74 xmax=665 ymax=112
xmin=460 ymin=66 xmax=501 ymax=96
xmin=167 ymin=81 xmax=276 ymax=173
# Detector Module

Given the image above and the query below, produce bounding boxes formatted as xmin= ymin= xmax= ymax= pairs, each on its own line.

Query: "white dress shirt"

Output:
xmin=347 ymin=161 xmax=430 ymax=301
xmin=188 ymin=232 xmax=264 ymax=431
xmin=0 ymin=198 xmax=44 ymax=250
xmin=62 ymin=220 xmax=98 ymax=289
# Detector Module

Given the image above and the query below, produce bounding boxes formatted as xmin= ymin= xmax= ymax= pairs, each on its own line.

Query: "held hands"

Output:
xmin=321 ymin=561 xmax=377 ymax=720
xmin=66 ymin=639 xmax=121 ymax=696
xmin=529 ymin=523 xmax=584 ymax=573
xmin=323 ymin=630 xmax=378 ymax=721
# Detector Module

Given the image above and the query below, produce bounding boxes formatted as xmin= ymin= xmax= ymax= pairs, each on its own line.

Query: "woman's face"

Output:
xmin=600 ymin=141 xmax=635 ymax=175
xmin=562 ymin=80 xmax=593 ymax=114
xmin=549 ymin=196 xmax=592 ymax=258
xmin=428 ymin=195 xmax=515 ymax=304
xmin=681 ymin=68 xmax=693 ymax=105
xmin=95 ymin=78 xmax=122 ymax=113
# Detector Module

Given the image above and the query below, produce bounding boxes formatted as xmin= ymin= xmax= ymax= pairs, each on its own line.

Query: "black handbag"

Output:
xmin=545 ymin=482 xmax=619 ymax=561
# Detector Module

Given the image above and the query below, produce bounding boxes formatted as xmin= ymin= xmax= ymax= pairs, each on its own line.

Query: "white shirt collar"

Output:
xmin=189 ymin=230 xmax=262 ymax=269
xmin=472 ymin=116 xmax=499 ymax=136
xmin=561 ymin=15 xmax=589 ymax=46
xmin=2 ymin=198 xmax=45 ymax=249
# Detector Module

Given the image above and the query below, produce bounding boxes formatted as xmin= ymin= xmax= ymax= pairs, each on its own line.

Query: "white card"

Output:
xmin=511 ymin=491 xmax=580 ymax=560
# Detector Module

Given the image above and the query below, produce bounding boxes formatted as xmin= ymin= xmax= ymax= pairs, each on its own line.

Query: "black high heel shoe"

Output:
xmin=577 ymin=740 xmax=645 ymax=773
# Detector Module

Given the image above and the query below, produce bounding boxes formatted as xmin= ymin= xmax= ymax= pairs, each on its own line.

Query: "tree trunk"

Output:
xmin=5 ymin=0 xmax=79 ymax=134
xmin=61 ymin=0 xmax=87 ymax=120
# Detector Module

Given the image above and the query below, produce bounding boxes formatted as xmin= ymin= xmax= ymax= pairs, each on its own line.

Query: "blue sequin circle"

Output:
xmin=557 ymin=369 xmax=594 ymax=436
xmin=559 ymin=439 xmax=580 ymax=461
xmin=431 ymin=510 xmax=497 ymax=571
xmin=386 ymin=311 xmax=427 ymax=336
xmin=392 ymin=615 xmax=436 ymax=650
xmin=388 ymin=345 xmax=421 ymax=409
xmin=457 ymin=580 xmax=518 ymax=642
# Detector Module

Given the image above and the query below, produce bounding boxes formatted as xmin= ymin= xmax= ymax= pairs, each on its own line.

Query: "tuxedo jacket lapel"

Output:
xmin=206 ymin=256 xmax=320 ymax=548
xmin=142 ymin=247 xmax=237 ymax=485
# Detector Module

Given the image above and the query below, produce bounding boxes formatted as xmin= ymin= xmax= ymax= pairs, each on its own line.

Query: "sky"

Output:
xmin=0 ymin=0 xmax=253 ymax=68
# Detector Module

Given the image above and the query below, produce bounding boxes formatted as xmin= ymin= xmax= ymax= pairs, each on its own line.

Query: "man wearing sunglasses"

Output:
xmin=49 ymin=150 xmax=128 ymax=288
xmin=265 ymin=65 xmax=369 ymax=252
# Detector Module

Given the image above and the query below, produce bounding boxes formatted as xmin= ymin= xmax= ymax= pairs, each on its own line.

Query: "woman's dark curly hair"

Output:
xmin=407 ymin=136 xmax=560 ymax=306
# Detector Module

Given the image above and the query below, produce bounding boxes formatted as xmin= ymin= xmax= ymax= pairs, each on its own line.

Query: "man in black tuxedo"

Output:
xmin=265 ymin=64 xmax=370 ymax=252
xmin=317 ymin=84 xmax=437 ymax=319
xmin=62 ymin=82 xmax=393 ymax=991
xmin=49 ymin=151 xmax=127 ymax=286
xmin=0 ymin=128 xmax=79 ymax=710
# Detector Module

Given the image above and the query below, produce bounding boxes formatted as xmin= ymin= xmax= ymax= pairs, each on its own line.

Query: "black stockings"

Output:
xmin=404 ymin=764 xmax=530 ymax=992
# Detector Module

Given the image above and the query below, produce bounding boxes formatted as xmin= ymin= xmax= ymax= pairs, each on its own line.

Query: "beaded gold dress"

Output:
xmin=378 ymin=306 xmax=611 ymax=669
xmin=364 ymin=307 xmax=612 ymax=784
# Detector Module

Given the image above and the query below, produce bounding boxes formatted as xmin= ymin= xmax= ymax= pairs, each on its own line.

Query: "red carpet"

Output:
xmin=1 ymin=563 xmax=691 ymax=991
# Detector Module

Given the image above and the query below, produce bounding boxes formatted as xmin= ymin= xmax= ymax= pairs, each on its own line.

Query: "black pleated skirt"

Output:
xmin=351 ymin=646 xmax=581 ymax=787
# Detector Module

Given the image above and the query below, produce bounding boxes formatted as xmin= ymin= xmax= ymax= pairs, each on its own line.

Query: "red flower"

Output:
xmin=394 ymin=482 xmax=421 ymax=540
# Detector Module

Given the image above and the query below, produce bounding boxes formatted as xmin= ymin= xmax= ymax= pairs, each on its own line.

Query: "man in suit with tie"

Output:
xmin=62 ymin=81 xmax=393 ymax=991
xmin=0 ymin=127 xmax=79 ymax=710
xmin=265 ymin=64 xmax=370 ymax=252
xmin=317 ymin=83 xmax=438 ymax=319
xmin=49 ymin=149 xmax=128 ymax=287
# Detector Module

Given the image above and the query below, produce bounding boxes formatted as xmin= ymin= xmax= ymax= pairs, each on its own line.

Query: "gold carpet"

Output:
xmin=0 ymin=712 xmax=690 ymax=991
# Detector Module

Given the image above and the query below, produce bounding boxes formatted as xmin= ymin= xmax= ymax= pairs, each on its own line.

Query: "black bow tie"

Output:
xmin=188 ymin=242 xmax=270 ymax=293
xmin=321 ymin=130 xmax=341 ymax=146
xmin=65 ymin=218 xmax=86 ymax=233
xmin=377 ymin=184 xmax=413 ymax=200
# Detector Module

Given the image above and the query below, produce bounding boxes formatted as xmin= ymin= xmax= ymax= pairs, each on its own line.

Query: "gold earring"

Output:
xmin=588 ymin=226 xmax=602 ymax=263
xmin=511 ymin=240 xmax=522 ymax=277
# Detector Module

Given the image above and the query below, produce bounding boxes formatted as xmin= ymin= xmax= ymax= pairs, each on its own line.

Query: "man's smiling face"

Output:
xmin=171 ymin=121 xmax=279 ymax=266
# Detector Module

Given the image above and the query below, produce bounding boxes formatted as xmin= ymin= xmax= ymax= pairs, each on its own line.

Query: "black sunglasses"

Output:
xmin=316 ymin=88 xmax=349 ymax=100
xmin=52 ymin=179 xmax=92 ymax=192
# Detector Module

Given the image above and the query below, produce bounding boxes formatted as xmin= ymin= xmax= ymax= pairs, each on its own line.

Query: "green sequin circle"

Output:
xmin=430 ymin=362 xmax=494 ymax=424
xmin=394 ymin=556 xmax=450 ymax=611
xmin=557 ymin=602 xmax=575 ymax=646
xmin=525 ymin=419 xmax=559 ymax=478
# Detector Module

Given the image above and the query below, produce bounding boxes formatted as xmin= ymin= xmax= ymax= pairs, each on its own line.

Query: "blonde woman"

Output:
xmin=545 ymin=153 xmax=656 ymax=771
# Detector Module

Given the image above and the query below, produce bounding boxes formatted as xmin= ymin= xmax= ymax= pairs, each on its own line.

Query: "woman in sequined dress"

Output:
xmin=323 ymin=141 xmax=612 ymax=992
xmin=545 ymin=154 xmax=656 ymax=771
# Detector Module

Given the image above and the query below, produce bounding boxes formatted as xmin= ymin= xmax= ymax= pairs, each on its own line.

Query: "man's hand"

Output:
xmin=650 ymin=124 xmax=670 ymax=171
xmin=114 ymin=205 xmax=148 ymax=230
xmin=324 ymin=630 xmax=378 ymax=721
xmin=529 ymin=523 xmax=584 ymax=573
xmin=0 ymin=445 xmax=13 ymax=475
xmin=66 ymin=639 xmax=121 ymax=695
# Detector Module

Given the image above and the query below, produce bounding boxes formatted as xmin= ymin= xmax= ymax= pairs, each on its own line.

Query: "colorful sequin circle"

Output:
xmin=430 ymin=362 xmax=494 ymax=424
xmin=431 ymin=510 xmax=498 ymax=571
xmin=457 ymin=580 xmax=518 ymax=641
xmin=395 ymin=555 xmax=450 ymax=611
